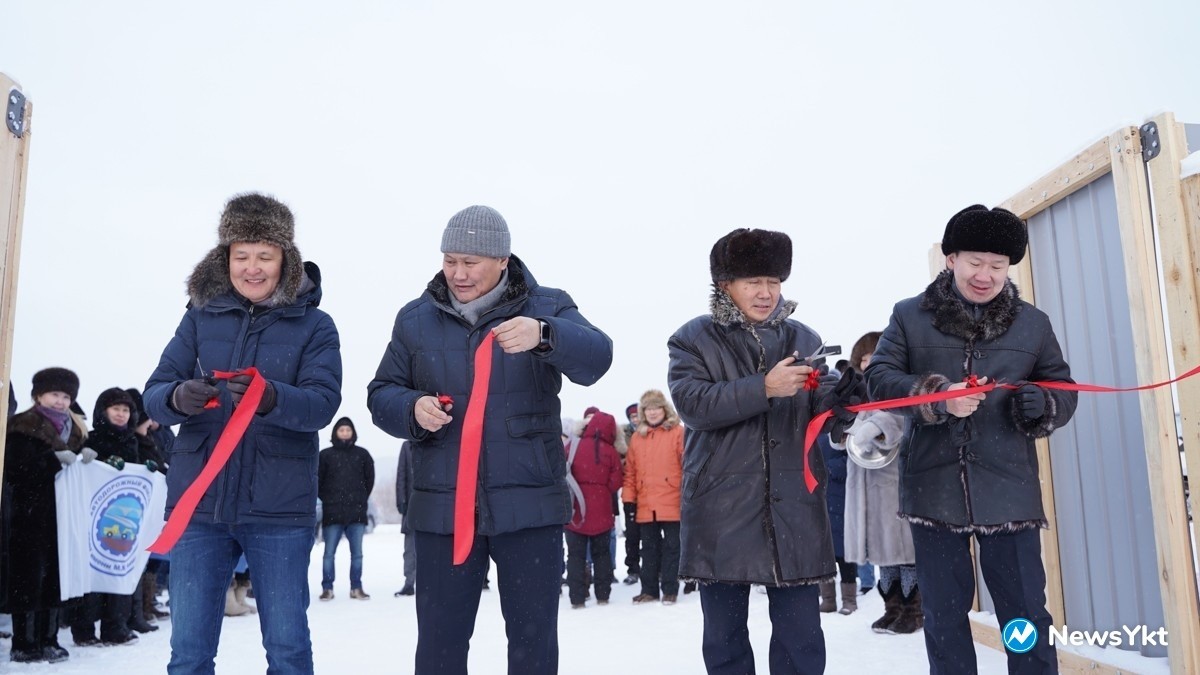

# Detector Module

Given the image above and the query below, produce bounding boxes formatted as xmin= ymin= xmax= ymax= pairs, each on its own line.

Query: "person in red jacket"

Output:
xmin=623 ymin=389 xmax=685 ymax=605
xmin=564 ymin=410 xmax=625 ymax=608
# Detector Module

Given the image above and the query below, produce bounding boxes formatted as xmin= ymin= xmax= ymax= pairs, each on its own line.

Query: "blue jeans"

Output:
xmin=321 ymin=523 xmax=365 ymax=591
xmin=167 ymin=522 xmax=315 ymax=675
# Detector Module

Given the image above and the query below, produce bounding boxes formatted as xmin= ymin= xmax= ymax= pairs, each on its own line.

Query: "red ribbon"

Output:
xmin=453 ymin=332 xmax=497 ymax=565
xmin=146 ymin=368 xmax=266 ymax=554
xmin=799 ymin=362 xmax=1200 ymax=494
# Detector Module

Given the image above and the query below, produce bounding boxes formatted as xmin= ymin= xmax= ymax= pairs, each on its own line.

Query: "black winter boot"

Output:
xmin=871 ymin=582 xmax=904 ymax=633
xmin=129 ymin=581 xmax=158 ymax=633
xmin=887 ymin=587 xmax=924 ymax=635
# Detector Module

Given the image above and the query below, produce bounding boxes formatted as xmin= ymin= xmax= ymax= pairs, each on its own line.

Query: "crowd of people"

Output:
xmin=0 ymin=195 xmax=1077 ymax=674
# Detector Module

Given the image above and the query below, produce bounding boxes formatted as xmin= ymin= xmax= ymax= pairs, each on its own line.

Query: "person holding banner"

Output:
xmin=367 ymin=205 xmax=612 ymax=675
xmin=144 ymin=193 xmax=342 ymax=675
xmin=666 ymin=228 xmax=865 ymax=675
xmin=865 ymin=204 xmax=1077 ymax=675
xmin=1 ymin=367 xmax=90 ymax=663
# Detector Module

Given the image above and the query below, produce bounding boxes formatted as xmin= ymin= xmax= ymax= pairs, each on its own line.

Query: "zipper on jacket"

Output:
xmin=214 ymin=306 xmax=255 ymax=525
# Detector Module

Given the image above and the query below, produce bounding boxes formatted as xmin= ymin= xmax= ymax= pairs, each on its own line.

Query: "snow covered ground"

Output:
xmin=5 ymin=525 xmax=1032 ymax=673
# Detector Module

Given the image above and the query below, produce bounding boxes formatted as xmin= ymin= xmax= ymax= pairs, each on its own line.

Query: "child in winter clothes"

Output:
xmin=622 ymin=389 xmax=685 ymax=605
xmin=564 ymin=410 xmax=624 ymax=607
xmin=1 ymin=368 xmax=91 ymax=663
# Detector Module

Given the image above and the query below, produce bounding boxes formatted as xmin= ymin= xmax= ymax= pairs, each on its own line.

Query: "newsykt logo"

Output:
xmin=1003 ymin=618 xmax=1038 ymax=654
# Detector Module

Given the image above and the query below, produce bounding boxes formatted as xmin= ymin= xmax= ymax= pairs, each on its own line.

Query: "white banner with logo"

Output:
xmin=55 ymin=461 xmax=167 ymax=600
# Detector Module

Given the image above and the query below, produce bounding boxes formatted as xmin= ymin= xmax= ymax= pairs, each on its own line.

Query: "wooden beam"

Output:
xmin=1137 ymin=111 xmax=1200 ymax=672
xmin=0 ymin=73 xmax=32 ymax=487
xmin=1109 ymin=124 xmax=1200 ymax=675
xmin=999 ymin=138 xmax=1112 ymax=220
xmin=971 ymin=618 xmax=1161 ymax=675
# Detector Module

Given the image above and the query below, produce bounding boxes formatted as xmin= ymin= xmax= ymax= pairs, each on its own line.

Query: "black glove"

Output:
xmin=171 ymin=379 xmax=220 ymax=416
xmin=144 ymin=459 xmax=159 ymax=473
xmin=1015 ymin=384 xmax=1046 ymax=420
xmin=227 ymin=374 xmax=278 ymax=415
xmin=833 ymin=369 xmax=868 ymax=407
xmin=104 ymin=455 xmax=126 ymax=470
xmin=624 ymin=502 xmax=636 ymax=519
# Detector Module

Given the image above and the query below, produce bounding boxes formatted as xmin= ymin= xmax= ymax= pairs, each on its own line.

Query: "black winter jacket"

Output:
xmin=668 ymin=291 xmax=837 ymax=586
xmin=866 ymin=271 xmax=1077 ymax=533
xmin=318 ymin=418 xmax=376 ymax=526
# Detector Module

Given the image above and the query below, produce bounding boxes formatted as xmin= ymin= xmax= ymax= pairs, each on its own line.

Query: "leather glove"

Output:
xmin=833 ymin=369 xmax=868 ymax=407
xmin=171 ymin=379 xmax=220 ymax=416
xmin=54 ymin=450 xmax=77 ymax=465
xmin=80 ymin=447 xmax=98 ymax=463
xmin=1015 ymin=383 xmax=1047 ymax=420
xmin=624 ymin=502 xmax=636 ymax=519
xmin=144 ymin=459 xmax=159 ymax=473
xmin=104 ymin=455 xmax=126 ymax=470
xmin=227 ymin=374 xmax=277 ymax=414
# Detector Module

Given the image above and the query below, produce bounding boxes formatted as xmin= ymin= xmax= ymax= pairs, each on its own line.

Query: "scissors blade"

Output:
xmin=801 ymin=341 xmax=827 ymax=364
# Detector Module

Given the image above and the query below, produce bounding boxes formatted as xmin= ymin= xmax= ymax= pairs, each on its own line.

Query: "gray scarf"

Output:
xmin=450 ymin=269 xmax=510 ymax=325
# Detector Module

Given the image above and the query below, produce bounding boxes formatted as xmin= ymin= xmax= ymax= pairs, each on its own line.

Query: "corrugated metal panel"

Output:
xmin=978 ymin=173 xmax=1167 ymax=656
xmin=1185 ymin=123 xmax=1200 ymax=156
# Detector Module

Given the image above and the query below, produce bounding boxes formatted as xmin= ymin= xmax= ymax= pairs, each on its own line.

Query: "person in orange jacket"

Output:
xmin=622 ymin=389 xmax=685 ymax=605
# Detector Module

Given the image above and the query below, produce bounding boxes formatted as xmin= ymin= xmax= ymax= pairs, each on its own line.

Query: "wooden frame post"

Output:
xmin=0 ymin=73 xmax=32 ymax=473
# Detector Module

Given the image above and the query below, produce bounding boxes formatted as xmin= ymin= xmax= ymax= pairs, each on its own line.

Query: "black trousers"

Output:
xmin=70 ymin=592 xmax=132 ymax=641
xmin=911 ymin=524 xmax=1056 ymax=675
xmin=623 ymin=505 xmax=641 ymax=575
xmin=565 ymin=529 xmax=614 ymax=604
xmin=699 ymin=582 xmax=825 ymax=675
xmin=639 ymin=520 xmax=680 ymax=597
xmin=11 ymin=608 xmax=61 ymax=653
xmin=415 ymin=525 xmax=561 ymax=675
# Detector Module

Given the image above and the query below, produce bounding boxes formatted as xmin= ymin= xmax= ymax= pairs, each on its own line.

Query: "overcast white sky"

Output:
xmin=3 ymin=1 xmax=1200 ymax=461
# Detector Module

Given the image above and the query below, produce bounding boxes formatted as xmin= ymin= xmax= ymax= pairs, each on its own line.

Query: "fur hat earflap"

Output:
xmin=187 ymin=192 xmax=306 ymax=308
xmin=710 ymin=228 xmax=792 ymax=284
xmin=636 ymin=388 xmax=681 ymax=434
xmin=32 ymin=367 xmax=80 ymax=402
xmin=940 ymin=204 xmax=1028 ymax=264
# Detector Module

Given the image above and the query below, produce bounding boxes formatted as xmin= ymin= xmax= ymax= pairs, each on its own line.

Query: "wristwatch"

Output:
xmin=536 ymin=320 xmax=552 ymax=352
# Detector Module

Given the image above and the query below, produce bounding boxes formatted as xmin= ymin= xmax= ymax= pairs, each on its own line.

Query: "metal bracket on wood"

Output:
xmin=6 ymin=88 xmax=25 ymax=137
xmin=1140 ymin=121 xmax=1161 ymax=162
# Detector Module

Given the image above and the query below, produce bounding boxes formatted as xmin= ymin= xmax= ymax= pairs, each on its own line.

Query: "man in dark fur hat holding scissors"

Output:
xmin=667 ymin=227 xmax=865 ymax=674
xmin=866 ymin=205 xmax=1077 ymax=674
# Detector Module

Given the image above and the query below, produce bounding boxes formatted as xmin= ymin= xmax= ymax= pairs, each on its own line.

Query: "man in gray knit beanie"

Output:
xmin=440 ymin=205 xmax=511 ymax=259
xmin=369 ymin=204 xmax=614 ymax=673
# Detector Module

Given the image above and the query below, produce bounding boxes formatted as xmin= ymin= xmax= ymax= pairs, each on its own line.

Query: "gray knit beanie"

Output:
xmin=440 ymin=206 xmax=511 ymax=258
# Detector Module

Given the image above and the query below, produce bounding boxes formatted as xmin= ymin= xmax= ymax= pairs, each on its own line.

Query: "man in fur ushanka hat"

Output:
xmin=142 ymin=192 xmax=342 ymax=673
xmin=866 ymin=205 xmax=1076 ymax=674
xmin=666 ymin=227 xmax=867 ymax=673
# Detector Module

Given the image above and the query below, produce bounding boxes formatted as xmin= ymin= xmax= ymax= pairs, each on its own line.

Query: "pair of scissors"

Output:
xmin=794 ymin=342 xmax=839 ymax=365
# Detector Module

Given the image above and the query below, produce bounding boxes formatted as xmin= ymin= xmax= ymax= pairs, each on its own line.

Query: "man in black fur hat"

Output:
xmin=866 ymin=205 xmax=1077 ymax=674
xmin=667 ymin=228 xmax=866 ymax=674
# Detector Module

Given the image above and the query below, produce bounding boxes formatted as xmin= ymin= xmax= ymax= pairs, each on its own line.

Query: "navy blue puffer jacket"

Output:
xmin=144 ymin=261 xmax=342 ymax=527
xmin=367 ymin=255 xmax=612 ymax=537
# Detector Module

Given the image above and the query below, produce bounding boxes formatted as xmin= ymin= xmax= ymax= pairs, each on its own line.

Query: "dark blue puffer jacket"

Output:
xmin=144 ymin=261 xmax=342 ymax=527
xmin=367 ymin=255 xmax=612 ymax=537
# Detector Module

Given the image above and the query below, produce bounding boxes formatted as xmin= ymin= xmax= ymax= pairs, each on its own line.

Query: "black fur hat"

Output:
xmin=125 ymin=388 xmax=149 ymax=425
xmin=940 ymin=205 xmax=1028 ymax=264
xmin=93 ymin=387 xmax=136 ymax=423
xmin=186 ymin=193 xmax=306 ymax=308
xmin=31 ymin=367 xmax=80 ymax=401
xmin=710 ymin=228 xmax=792 ymax=283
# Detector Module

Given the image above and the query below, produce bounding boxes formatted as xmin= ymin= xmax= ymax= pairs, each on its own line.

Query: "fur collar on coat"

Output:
xmin=920 ymin=269 xmax=1021 ymax=343
xmin=8 ymin=408 xmax=87 ymax=451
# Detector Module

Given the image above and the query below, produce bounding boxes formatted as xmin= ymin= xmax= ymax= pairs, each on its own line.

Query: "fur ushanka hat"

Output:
xmin=709 ymin=228 xmax=792 ymax=284
xmin=940 ymin=204 xmax=1028 ymax=264
xmin=186 ymin=193 xmax=305 ymax=308
xmin=32 ymin=367 xmax=80 ymax=401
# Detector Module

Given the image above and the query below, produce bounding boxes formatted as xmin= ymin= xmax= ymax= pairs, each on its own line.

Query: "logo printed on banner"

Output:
xmin=1003 ymin=618 xmax=1038 ymax=653
xmin=89 ymin=475 xmax=152 ymax=576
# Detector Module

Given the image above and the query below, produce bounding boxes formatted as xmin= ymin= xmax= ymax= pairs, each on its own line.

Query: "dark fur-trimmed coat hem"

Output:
xmin=679 ymin=573 xmax=836 ymax=588
xmin=900 ymin=513 xmax=1047 ymax=535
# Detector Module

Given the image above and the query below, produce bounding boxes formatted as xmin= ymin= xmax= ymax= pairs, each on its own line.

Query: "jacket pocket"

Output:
xmin=249 ymin=430 xmax=317 ymax=517
xmin=165 ymin=431 xmax=210 ymax=511
xmin=503 ymin=414 xmax=562 ymax=485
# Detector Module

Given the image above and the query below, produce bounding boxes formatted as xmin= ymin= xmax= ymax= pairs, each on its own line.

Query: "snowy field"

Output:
xmin=0 ymin=525 xmax=1067 ymax=673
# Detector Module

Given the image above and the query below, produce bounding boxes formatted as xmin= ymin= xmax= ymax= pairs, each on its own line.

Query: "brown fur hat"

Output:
xmin=710 ymin=228 xmax=792 ymax=284
xmin=636 ymin=388 xmax=681 ymax=435
xmin=186 ymin=193 xmax=305 ymax=308
xmin=940 ymin=204 xmax=1027 ymax=264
